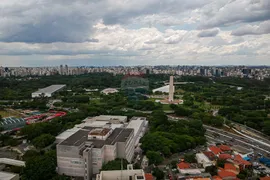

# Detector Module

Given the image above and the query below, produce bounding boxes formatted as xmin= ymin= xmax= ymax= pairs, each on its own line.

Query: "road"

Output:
xmin=204 ymin=125 xmax=270 ymax=157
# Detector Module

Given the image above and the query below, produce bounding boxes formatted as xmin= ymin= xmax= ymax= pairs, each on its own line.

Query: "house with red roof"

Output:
xmin=260 ymin=176 xmax=270 ymax=180
xmin=219 ymin=154 xmax=232 ymax=160
xmin=144 ymin=173 xmax=154 ymax=180
xmin=177 ymin=162 xmax=190 ymax=170
xmin=212 ymin=176 xmax=222 ymax=180
xmin=218 ymin=170 xmax=237 ymax=180
xmin=219 ymin=145 xmax=232 ymax=152
xmin=208 ymin=146 xmax=222 ymax=156
xmin=224 ymin=163 xmax=239 ymax=175
xmin=231 ymin=154 xmax=252 ymax=171
xmin=203 ymin=151 xmax=216 ymax=161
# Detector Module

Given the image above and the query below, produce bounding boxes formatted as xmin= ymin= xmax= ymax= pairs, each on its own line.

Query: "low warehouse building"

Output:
xmin=32 ymin=84 xmax=66 ymax=98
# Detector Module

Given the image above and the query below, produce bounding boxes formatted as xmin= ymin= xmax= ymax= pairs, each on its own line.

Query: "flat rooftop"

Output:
xmin=59 ymin=127 xmax=133 ymax=148
xmin=33 ymin=85 xmax=66 ymax=94
xmin=89 ymin=128 xmax=111 ymax=136
xmin=92 ymin=115 xmax=127 ymax=122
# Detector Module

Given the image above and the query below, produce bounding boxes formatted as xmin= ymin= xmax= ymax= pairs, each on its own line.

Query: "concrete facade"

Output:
xmin=57 ymin=127 xmax=135 ymax=180
xmin=168 ymin=76 xmax=174 ymax=102
xmin=96 ymin=165 xmax=148 ymax=180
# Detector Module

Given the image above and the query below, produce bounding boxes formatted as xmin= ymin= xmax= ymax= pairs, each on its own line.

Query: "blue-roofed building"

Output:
xmin=0 ymin=117 xmax=26 ymax=131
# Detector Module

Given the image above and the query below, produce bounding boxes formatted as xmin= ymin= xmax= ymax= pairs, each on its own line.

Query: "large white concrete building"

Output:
xmin=31 ymin=84 xmax=66 ymax=98
xmin=57 ymin=127 xmax=135 ymax=180
xmin=56 ymin=116 xmax=149 ymax=180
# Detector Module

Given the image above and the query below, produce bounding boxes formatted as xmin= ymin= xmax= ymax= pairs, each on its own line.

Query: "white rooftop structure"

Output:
xmin=56 ymin=115 xmax=129 ymax=144
xmin=152 ymin=85 xmax=170 ymax=93
xmin=0 ymin=171 xmax=19 ymax=180
xmin=83 ymin=115 xmax=128 ymax=123
xmin=96 ymin=165 xmax=148 ymax=180
xmin=32 ymin=84 xmax=66 ymax=98
xmin=0 ymin=158 xmax=25 ymax=167
xmin=196 ymin=153 xmax=213 ymax=168
xmin=101 ymin=88 xmax=119 ymax=95
xmin=127 ymin=117 xmax=148 ymax=146
xmin=55 ymin=127 xmax=81 ymax=143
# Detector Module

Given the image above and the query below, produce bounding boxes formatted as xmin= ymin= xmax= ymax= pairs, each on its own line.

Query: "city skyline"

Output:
xmin=0 ymin=0 xmax=269 ymax=66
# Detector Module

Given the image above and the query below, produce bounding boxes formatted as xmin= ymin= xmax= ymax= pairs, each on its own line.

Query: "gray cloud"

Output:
xmin=199 ymin=0 xmax=270 ymax=29
xmin=0 ymin=0 xmax=209 ymax=43
xmin=231 ymin=21 xmax=270 ymax=36
xmin=198 ymin=28 xmax=219 ymax=37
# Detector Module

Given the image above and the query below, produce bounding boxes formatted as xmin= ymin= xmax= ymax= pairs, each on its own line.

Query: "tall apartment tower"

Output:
xmin=168 ymin=76 xmax=174 ymax=102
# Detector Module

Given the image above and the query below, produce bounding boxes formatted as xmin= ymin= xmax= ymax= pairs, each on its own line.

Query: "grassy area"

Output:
xmin=0 ymin=110 xmax=18 ymax=118
xmin=162 ymin=104 xmax=172 ymax=111
xmin=147 ymin=99 xmax=173 ymax=111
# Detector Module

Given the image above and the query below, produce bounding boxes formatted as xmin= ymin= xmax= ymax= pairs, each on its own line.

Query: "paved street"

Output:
xmin=204 ymin=125 xmax=270 ymax=157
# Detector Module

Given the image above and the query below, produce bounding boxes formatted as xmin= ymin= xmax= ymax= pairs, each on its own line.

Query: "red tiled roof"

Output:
xmin=219 ymin=145 xmax=232 ymax=151
xmin=145 ymin=173 xmax=154 ymax=180
xmin=209 ymin=146 xmax=222 ymax=155
xmin=203 ymin=151 xmax=215 ymax=160
xmin=224 ymin=163 xmax=237 ymax=173
xmin=219 ymin=154 xmax=232 ymax=160
xmin=212 ymin=176 xmax=222 ymax=180
xmin=260 ymin=177 xmax=270 ymax=180
xmin=177 ymin=162 xmax=190 ymax=169
xmin=234 ymin=154 xmax=251 ymax=166
xmin=218 ymin=170 xmax=237 ymax=178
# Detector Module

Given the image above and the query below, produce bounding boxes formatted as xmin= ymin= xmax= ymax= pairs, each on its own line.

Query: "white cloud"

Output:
xmin=231 ymin=20 xmax=270 ymax=36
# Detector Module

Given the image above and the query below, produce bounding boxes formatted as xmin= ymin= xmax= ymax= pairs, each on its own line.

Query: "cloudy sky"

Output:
xmin=0 ymin=0 xmax=269 ymax=66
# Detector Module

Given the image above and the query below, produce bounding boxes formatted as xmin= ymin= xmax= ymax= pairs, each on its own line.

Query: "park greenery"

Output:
xmin=141 ymin=110 xmax=206 ymax=165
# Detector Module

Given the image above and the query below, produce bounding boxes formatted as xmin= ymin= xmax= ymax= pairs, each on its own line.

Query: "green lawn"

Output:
xmin=0 ymin=110 xmax=20 ymax=118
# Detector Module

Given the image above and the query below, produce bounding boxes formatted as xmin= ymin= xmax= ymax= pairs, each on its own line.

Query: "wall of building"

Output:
xmin=57 ymin=145 xmax=85 ymax=177
xmin=92 ymin=147 xmax=104 ymax=175
xmin=83 ymin=147 xmax=92 ymax=180
xmin=104 ymin=144 xmax=117 ymax=163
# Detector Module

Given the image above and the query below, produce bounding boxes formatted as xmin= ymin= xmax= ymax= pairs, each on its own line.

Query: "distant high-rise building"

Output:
xmin=242 ymin=68 xmax=251 ymax=75
xmin=64 ymin=65 xmax=69 ymax=75
xmin=60 ymin=65 xmax=63 ymax=75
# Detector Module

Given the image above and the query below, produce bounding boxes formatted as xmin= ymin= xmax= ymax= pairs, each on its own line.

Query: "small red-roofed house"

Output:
xmin=224 ymin=163 xmax=239 ymax=175
xmin=260 ymin=176 xmax=270 ymax=180
xmin=219 ymin=154 xmax=232 ymax=160
xmin=212 ymin=176 xmax=222 ymax=180
xmin=218 ymin=170 xmax=237 ymax=180
xmin=203 ymin=151 xmax=216 ymax=161
xmin=145 ymin=173 xmax=154 ymax=180
xmin=219 ymin=145 xmax=232 ymax=152
xmin=177 ymin=162 xmax=190 ymax=170
xmin=233 ymin=154 xmax=252 ymax=171
xmin=208 ymin=146 xmax=222 ymax=156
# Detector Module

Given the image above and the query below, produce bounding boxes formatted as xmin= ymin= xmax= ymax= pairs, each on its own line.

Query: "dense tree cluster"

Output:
xmin=22 ymin=150 xmax=70 ymax=180
xmin=141 ymin=111 xmax=206 ymax=165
